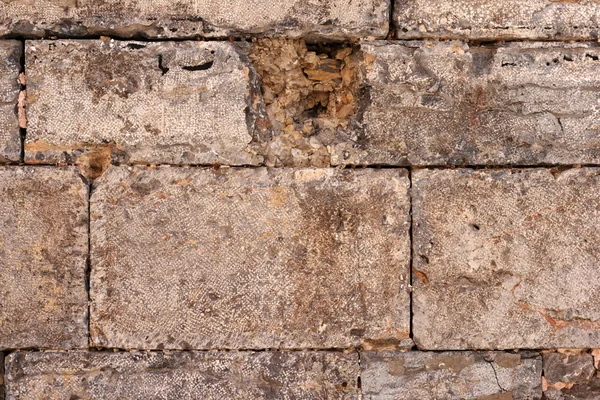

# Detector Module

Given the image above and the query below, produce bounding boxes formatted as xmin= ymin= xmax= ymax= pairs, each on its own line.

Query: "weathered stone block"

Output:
xmin=5 ymin=351 xmax=359 ymax=399
xmin=0 ymin=167 xmax=88 ymax=349
xmin=395 ymin=0 xmax=600 ymax=41
xmin=413 ymin=168 xmax=600 ymax=349
xmin=25 ymin=40 xmax=263 ymax=170
xmin=361 ymin=351 xmax=542 ymax=399
xmin=90 ymin=166 xmax=410 ymax=349
xmin=0 ymin=41 xmax=22 ymax=162
xmin=0 ymin=0 xmax=389 ymax=39
xmin=332 ymin=41 xmax=600 ymax=166
xmin=543 ymin=352 xmax=600 ymax=400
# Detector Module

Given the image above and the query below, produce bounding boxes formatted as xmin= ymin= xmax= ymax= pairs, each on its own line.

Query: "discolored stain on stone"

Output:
xmin=0 ymin=0 xmax=389 ymax=40
xmin=331 ymin=41 xmax=600 ymax=166
xmin=394 ymin=0 xmax=600 ymax=41
xmin=90 ymin=166 xmax=410 ymax=350
xmin=0 ymin=167 xmax=88 ymax=350
xmin=0 ymin=41 xmax=22 ymax=162
xmin=5 ymin=351 xmax=360 ymax=399
xmin=24 ymin=40 xmax=264 ymax=170
xmin=412 ymin=168 xmax=600 ymax=350
xmin=361 ymin=351 xmax=542 ymax=399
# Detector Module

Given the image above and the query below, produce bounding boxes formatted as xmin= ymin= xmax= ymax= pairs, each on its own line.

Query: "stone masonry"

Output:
xmin=0 ymin=1 xmax=598 ymax=399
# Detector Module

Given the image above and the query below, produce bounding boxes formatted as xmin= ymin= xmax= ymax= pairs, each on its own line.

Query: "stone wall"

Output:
xmin=0 ymin=1 xmax=599 ymax=399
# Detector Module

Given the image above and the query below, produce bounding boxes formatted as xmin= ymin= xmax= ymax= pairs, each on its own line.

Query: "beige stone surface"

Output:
xmin=332 ymin=41 xmax=600 ymax=166
xmin=25 ymin=40 xmax=263 ymax=169
xmin=0 ymin=0 xmax=389 ymax=39
xmin=5 ymin=351 xmax=359 ymax=399
xmin=413 ymin=168 xmax=600 ymax=349
xmin=361 ymin=351 xmax=542 ymax=399
xmin=90 ymin=166 xmax=410 ymax=350
xmin=0 ymin=41 xmax=22 ymax=162
xmin=395 ymin=0 xmax=600 ymax=41
xmin=0 ymin=167 xmax=88 ymax=350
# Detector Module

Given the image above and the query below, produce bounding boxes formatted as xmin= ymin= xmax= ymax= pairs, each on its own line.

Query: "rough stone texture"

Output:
xmin=543 ymin=351 xmax=600 ymax=400
xmin=90 ymin=166 xmax=410 ymax=350
xmin=361 ymin=351 xmax=542 ymax=399
xmin=0 ymin=41 xmax=22 ymax=162
xmin=413 ymin=168 xmax=600 ymax=350
xmin=0 ymin=0 xmax=389 ymax=40
xmin=394 ymin=0 xmax=600 ymax=41
xmin=0 ymin=167 xmax=88 ymax=349
xmin=5 ymin=351 xmax=359 ymax=399
xmin=25 ymin=40 xmax=264 ymax=170
xmin=331 ymin=41 xmax=600 ymax=167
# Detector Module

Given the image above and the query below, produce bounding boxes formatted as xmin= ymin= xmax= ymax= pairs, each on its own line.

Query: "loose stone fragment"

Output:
xmin=0 ymin=0 xmax=389 ymax=39
xmin=332 ymin=41 xmax=600 ymax=166
xmin=0 ymin=167 xmax=88 ymax=349
xmin=413 ymin=168 xmax=600 ymax=349
xmin=395 ymin=0 xmax=600 ymax=41
xmin=0 ymin=41 xmax=22 ymax=162
xmin=543 ymin=352 xmax=600 ymax=400
xmin=90 ymin=166 xmax=410 ymax=349
xmin=25 ymin=40 xmax=264 ymax=171
xmin=361 ymin=351 xmax=542 ymax=399
xmin=5 ymin=351 xmax=359 ymax=399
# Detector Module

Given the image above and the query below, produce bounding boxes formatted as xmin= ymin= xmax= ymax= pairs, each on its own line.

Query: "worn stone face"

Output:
xmin=0 ymin=167 xmax=88 ymax=350
xmin=90 ymin=166 xmax=410 ymax=350
xmin=0 ymin=0 xmax=389 ymax=40
xmin=361 ymin=351 xmax=542 ymax=399
xmin=543 ymin=352 xmax=600 ymax=400
xmin=5 ymin=351 xmax=359 ymax=399
xmin=395 ymin=0 xmax=600 ymax=41
xmin=25 ymin=40 xmax=264 ymax=171
xmin=413 ymin=168 xmax=600 ymax=349
xmin=332 ymin=41 xmax=600 ymax=166
xmin=0 ymin=41 xmax=22 ymax=162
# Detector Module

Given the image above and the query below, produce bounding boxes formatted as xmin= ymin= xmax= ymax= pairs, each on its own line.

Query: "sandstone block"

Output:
xmin=90 ymin=166 xmax=410 ymax=349
xmin=413 ymin=168 xmax=600 ymax=349
xmin=361 ymin=351 xmax=542 ymax=399
xmin=332 ymin=41 xmax=600 ymax=166
xmin=395 ymin=0 xmax=600 ymax=41
xmin=0 ymin=41 xmax=22 ymax=162
xmin=0 ymin=167 xmax=88 ymax=349
xmin=5 ymin=351 xmax=359 ymax=399
xmin=25 ymin=40 xmax=263 ymax=170
xmin=0 ymin=0 xmax=389 ymax=39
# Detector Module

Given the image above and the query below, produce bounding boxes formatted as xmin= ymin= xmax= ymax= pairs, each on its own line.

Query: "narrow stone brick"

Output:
xmin=25 ymin=40 xmax=263 ymax=170
xmin=543 ymin=352 xmax=600 ymax=400
xmin=0 ymin=41 xmax=21 ymax=162
xmin=413 ymin=168 xmax=600 ymax=349
xmin=331 ymin=41 xmax=600 ymax=166
xmin=394 ymin=0 xmax=600 ymax=41
xmin=5 ymin=351 xmax=359 ymax=399
xmin=90 ymin=167 xmax=410 ymax=350
xmin=361 ymin=351 xmax=542 ymax=399
xmin=0 ymin=167 xmax=88 ymax=349
xmin=0 ymin=0 xmax=389 ymax=40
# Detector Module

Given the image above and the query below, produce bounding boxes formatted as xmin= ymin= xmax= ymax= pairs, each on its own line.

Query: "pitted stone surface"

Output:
xmin=332 ymin=41 xmax=600 ymax=166
xmin=413 ymin=168 xmax=600 ymax=349
xmin=25 ymin=40 xmax=263 ymax=168
xmin=0 ymin=41 xmax=22 ymax=162
xmin=90 ymin=166 xmax=410 ymax=349
xmin=394 ymin=0 xmax=600 ymax=41
xmin=0 ymin=167 xmax=88 ymax=350
xmin=0 ymin=0 xmax=389 ymax=40
xmin=5 ymin=351 xmax=359 ymax=399
xmin=543 ymin=352 xmax=600 ymax=400
xmin=361 ymin=351 xmax=542 ymax=399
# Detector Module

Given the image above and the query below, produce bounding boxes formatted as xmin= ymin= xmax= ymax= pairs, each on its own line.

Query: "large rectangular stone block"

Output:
xmin=90 ymin=167 xmax=410 ymax=349
xmin=361 ymin=351 xmax=542 ymax=399
xmin=0 ymin=41 xmax=22 ymax=162
xmin=0 ymin=0 xmax=389 ymax=39
xmin=332 ymin=41 xmax=600 ymax=166
xmin=394 ymin=0 xmax=600 ymax=41
xmin=25 ymin=40 xmax=263 ymax=168
xmin=5 ymin=351 xmax=359 ymax=399
xmin=413 ymin=168 xmax=600 ymax=349
xmin=0 ymin=167 xmax=88 ymax=349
